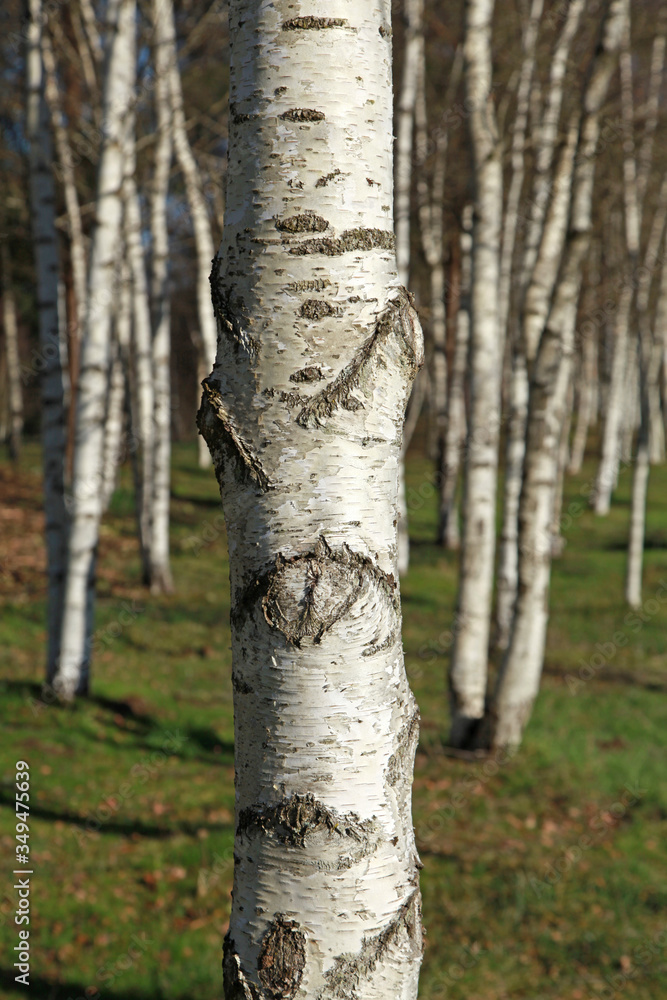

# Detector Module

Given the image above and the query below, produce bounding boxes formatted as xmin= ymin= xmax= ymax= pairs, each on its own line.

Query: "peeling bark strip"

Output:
xmin=386 ymin=710 xmax=420 ymax=786
xmin=318 ymin=892 xmax=421 ymax=999
xmin=238 ymin=793 xmax=377 ymax=848
xmin=207 ymin=5 xmax=422 ymax=997
xmin=199 ymin=381 xmax=271 ymax=491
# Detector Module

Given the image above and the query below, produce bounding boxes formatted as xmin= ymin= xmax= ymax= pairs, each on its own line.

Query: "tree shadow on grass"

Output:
xmin=0 ymin=789 xmax=233 ymax=840
xmin=0 ymin=968 xmax=213 ymax=1000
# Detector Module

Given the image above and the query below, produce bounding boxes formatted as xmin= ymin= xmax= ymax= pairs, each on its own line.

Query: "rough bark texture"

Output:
xmin=448 ymin=0 xmax=503 ymax=748
xmin=52 ymin=0 xmax=135 ymax=699
xmin=493 ymin=0 xmax=629 ymax=749
xmin=27 ymin=0 xmax=68 ymax=683
xmin=198 ymin=6 xmax=423 ymax=997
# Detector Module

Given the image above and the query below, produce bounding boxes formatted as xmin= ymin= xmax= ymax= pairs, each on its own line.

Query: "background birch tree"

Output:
xmin=198 ymin=3 xmax=423 ymax=995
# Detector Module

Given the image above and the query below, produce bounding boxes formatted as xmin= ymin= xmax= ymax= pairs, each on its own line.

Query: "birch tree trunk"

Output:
xmin=198 ymin=6 xmax=423 ymax=996
xmin=594 ymin=16 xmax=664 ymax=513
xmin=496 ymin=0 xmax=544 ymax=342
xmin=52 ymin=0 xmax=135 ymax=700
xmin=1 ymin=242 xmax=23 ymax=460
xmin=26 ymin=0 xmax=68 ymax=684
xmin=448 ymin=0 xmax=503 ymax=748
xmin=495 ymin=119 xmax=579 ymax=649
xmin=493 ymin=0 xmax=629 ymax=749
xmin=394 ymin=0 xmax=423 ymax=576
xmin=164 ymin=0 xmax=217 ymax=469
xmin=149 ymin=0 xmax=174 ymax=594
xmin=569 ymin=241 xmax=601 ymax=474
xmin=101 ymin=329 xmax=126 ymax=511
xmin=439 ymin=206 xmax=471 ymax=550
xmin=123 ymin=139 xmax=155 ymax=586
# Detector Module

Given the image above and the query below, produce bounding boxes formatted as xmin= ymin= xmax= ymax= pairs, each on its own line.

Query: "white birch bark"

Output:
xmin=52 ymin=0 xmax=135 ymax=700
xmin=521 ymin=0 xmax=585 ymax=286
xmin=101 ymin=327 xmax=126 ymax=511
xmin=1 ymin=242 xmax=23 ymax=460
xmin=594 ymin=15 xmax=664 ymax=513
xmin=448 ymin=0 xmax=503 ymax=747
xmin=394 ymin=0 xmax=423 ymax=576
xmin=163 ymin=0 xmax=217 ymax=468
xmin=569 ymin=240 xmax=601 ymax=474
xmin=123 ymin=144 xmax=155 ymax=586
xmin=26 ymin=0 xmax=68 ymax=684
xmin=198 ymin=6 xmax=423 ymax=996
xmin=497 ymin=0 xmax=544 ymax=342
xmin=149 ymin=0 xmax=174 ymax=594
xmin=439 ymin=205 xmax=472 ymax=550
xmin=495 ymin=118 xmax=579 ymax=650
xmin=493 ymin=0 xmax=629 ymax=749
xmin=550 ymin=375 xmax=573 ymax=557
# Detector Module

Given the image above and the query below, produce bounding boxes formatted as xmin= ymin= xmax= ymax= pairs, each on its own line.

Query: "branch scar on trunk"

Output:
xmin=210 ymin=256 xmax=259 ymax=356
xmin=297 ymin=290 xmax=422 ymax=428
xmin=198 ymin=381 xmax=270 ymax=491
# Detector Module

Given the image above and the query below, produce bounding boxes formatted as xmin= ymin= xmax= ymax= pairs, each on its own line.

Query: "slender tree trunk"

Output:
xmin=569 ymin=242 xmax=601 ymax=474
xmin=198 ymin=7 xmax=423 ymax=996
xmin=497 ymin=0 xmax=544 ymax=342
xmin=550 ymin=375 xmax=573 ymax=557
xmin=394 ymin=0 xmax=423 ymax=576
xmin=164 ymin=0 xmax=216 ymax=469
xmin=52 ymin=0 xmax=135 ymax=700
xmin=149 ymin=0 xmax=174 ymax=594
xmin=27 ymin=0 xmax=68 ymax=684
xmin=1 ymin=243 xmax=23 ymax=460
xmin=123 ymin=144 xmax=155 ymax=586
xmin=101 ymin=327 xmax=126 ymax=511
xmin=448 ymin=0 xmax=503 ymax=748
xmin=495 ymin=119 xmax=579 ymax=649
xmin=439 ymin=206 xmax=471 ymax=550
xmin=493 ymin=0 xmax=629 ymax=749
xmin=625 ymin=349 xmax=649 ymax=609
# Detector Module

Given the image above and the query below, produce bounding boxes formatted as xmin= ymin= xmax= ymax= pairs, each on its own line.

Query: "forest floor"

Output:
xmin=1 ymin=435 xmax=666 ymax=1000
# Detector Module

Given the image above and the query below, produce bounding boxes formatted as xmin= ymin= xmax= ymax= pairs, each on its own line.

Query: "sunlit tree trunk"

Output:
xmin=27 ymin=0 xmax=68 ymax=684
xmin=394 ymin=0 xmax=423 ymax=576
xmin=198 ymin=6 xmax=423 ymax=996
xmin=495 ymin=119 xmax=579 ymax=649
xmin=164 ymin=0 xmax=216 ymax=469
xmin=439 ymin=205 xmax=471 ymax=550
xmin=493 ymin=0 xmax=628 ymax=749
xmin=149 ymin=0 xmax=174 ymax=594
xmin=52 ymin=0 xmax=135 ymax=700
xmin=448 ymin=0 xmax=503 ymax=748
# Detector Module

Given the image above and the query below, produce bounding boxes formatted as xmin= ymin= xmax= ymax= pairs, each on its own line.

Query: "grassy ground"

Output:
xmin=0 ymin=437 xmax=665 ymax=999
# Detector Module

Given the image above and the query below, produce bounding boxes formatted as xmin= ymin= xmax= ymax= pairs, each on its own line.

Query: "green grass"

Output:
xmin=0 ymin=436 xmax=666 ymax=999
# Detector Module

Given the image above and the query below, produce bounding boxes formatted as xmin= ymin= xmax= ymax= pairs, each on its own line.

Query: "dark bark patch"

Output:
xmin=223 ymin=934 xmax=258 ymax=999
xmin=282 ymin=16 xmax=346 ymax=29
xmin=280 ymin=108 xmax=325 ymax=122
xmin=238 ymin=792 xmax=376 ymax=848
xmin=316 ymin=169 xmax=342 ymax=188
xmin=209 ymin=256 xmax=259 ymax=356
xmin=230 ymin=104 xmax=260 ymax=124
xmin=299 ymin=299 xmax=341 ymax=320
xmin=198 ymin=381 xmax=271 ymax=492
xmin=319 ymin=892 xmax=421 ymax=998
xmin=231 ymin=537 xmax=397 ymax=638
xmin=258 ymin=916 xmax=306 ymax=1000
xmin=290 ymin=366 xmax=324 ymax=383
xmin=289 ymin=228 xmax=395 ymax=257
xmin=276 ymin=213 xmax=328 ymax=233
xmin=285 ymin=278 xmax=331 ymax=292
